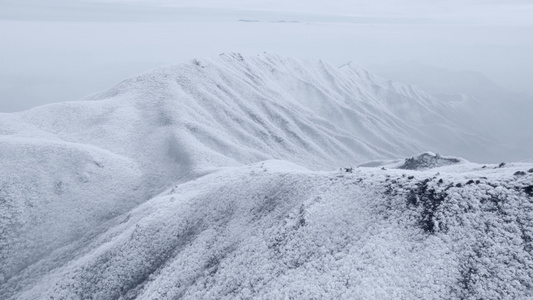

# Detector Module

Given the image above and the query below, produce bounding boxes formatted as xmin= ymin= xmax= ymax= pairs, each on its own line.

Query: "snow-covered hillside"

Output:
xmin=3 ymin=159 xmax=533 ymax=299
xmin=1 ymin=53 xmax=532 ymax=299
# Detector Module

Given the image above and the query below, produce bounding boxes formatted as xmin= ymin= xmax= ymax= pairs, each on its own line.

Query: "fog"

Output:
xmin=1 ymin=0 xmax=532 ymax=112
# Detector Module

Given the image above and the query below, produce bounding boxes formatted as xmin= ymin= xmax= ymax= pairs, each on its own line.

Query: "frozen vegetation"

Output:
xmin=1 ymin=53 xmax=532 ymax=299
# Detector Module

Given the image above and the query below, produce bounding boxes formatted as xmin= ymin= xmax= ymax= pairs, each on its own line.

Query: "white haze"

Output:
xmin=1 ymin=0 xmax=532 ymax=112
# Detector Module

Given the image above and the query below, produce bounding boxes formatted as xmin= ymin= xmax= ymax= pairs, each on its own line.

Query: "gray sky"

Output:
xmin=1 ymin=0 xmax=532 ymax=111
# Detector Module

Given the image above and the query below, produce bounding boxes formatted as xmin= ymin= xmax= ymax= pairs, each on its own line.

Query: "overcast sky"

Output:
xmin=1 ymin=0 xmax=532 ymax=111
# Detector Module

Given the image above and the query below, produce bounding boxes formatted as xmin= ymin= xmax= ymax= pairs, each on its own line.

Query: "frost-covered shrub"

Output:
xmin=406 ymin=178 xmax=450 ymax=233
xmin=399 ymin=152 xmax=462 ymax=170
xmin=384 ymin=168 xmax=533 ymax=299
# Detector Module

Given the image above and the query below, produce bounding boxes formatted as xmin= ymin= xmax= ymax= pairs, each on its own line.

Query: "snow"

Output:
xmin=1 ymin=53 xmax=532 ymax=299
xmin=4 ymin=159 xmax=532 ymax=299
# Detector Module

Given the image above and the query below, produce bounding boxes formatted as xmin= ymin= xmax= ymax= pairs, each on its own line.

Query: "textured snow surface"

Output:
xmin=82 ymin=52 xmax=508 ymax=164
xmin=1 ymin=53 xmax=532 ymax=299
xmin=2 ymin=160 xmax=533 ymax=299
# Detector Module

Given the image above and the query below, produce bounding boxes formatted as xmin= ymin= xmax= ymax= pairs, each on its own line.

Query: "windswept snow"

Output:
xmin=1 ymin=53 xmax=532 ymax=299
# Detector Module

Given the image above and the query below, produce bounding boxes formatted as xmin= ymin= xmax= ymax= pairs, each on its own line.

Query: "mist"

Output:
xmin=1 ymin=0 xmax=532 ymax=112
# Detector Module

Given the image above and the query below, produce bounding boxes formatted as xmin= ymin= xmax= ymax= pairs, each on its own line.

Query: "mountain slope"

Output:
xmin=20 ymin=53 xmax=507 ymax=168
xmin=1 ymin=53 xmax=531 ymax=298
xmin=3 ymin=160 xmax=533 ymax=299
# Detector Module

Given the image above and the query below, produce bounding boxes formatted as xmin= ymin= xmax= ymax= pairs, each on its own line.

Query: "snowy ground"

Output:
xmin=2 ymin=158 xmax=532 ymax=299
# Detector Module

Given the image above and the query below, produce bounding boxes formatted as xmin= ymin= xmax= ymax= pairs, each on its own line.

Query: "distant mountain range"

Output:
xmin=369 ymin=61 xmax=533 ymax=152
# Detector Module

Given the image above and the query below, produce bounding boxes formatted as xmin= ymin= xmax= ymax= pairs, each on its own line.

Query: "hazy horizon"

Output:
xmin=1 ymin=0 xmax=532 ymax=112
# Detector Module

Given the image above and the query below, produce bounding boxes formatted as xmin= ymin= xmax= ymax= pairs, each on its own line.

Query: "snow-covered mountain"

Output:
xmin=368 ymin=61 xmax=533 ymax=156
xmin=1 ymin=53 xmax=532 ymax=299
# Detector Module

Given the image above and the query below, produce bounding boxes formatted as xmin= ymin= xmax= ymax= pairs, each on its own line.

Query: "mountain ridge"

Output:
xmin=1 ymin=53 xmax=532 ymax=299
